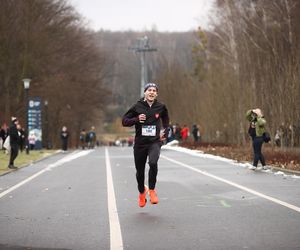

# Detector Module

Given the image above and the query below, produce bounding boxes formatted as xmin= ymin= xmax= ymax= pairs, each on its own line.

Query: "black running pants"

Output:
xmin=252 ymin=136 xmax=266 ymax=167
xmin=134 ymin=142 xmax=161 ymax=193
xmin=9 ymin=144 xmax=19 ymax=166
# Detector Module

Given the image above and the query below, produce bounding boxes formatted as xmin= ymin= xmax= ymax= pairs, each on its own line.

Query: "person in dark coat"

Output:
xmin=8 ymin=117 xmax=20 ymax=169
xmin=173 ymin=123 xmax=181 ymax=141
xmin=19 ymin=127 xmax=26 ymax=152
xmin=79 ymin=129 xmax=86 ymax=149
xmin=61 ymin=126 xmax=69 ymax=152
xmin=0 ymin=123 xmax=9 ymax=150
xmin=192 ymin=124 xmax=200 ymax=143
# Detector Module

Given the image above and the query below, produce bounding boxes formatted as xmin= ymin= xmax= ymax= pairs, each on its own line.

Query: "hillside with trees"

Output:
xmin=0 ymin=0 xmax=111 ymax=147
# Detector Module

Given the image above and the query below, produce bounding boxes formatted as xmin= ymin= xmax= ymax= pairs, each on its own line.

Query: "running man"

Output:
xmin=122 ymin=83 xmax=170 ymax=207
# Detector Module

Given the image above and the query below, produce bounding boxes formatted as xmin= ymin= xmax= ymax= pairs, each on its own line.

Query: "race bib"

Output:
xmin=142 ymin=125 xmax=156 ymax=136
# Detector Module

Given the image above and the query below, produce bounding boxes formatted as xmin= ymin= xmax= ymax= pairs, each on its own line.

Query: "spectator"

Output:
xmin=279 ymin=123 xmax=288 ymax=147
xmin=19 ymin=127 xmax=26 ymax=152
xmin=28 ymin=130 xmax=37 ymax=150
xmin=128 ymin=135 xmax=134 ymax=146
xmin=166 ymin=124 xmax=174 ymax=143
xmin=79 ymin=129 xmax=86 ymax=149
xmin=8 ymin=117 xmax=21 ymax=169
xmin=173 ymin=123 xmax=181 ymax=141
xmin=180 ymin=124 xmax=190 ymax=142
xmin=246 ymin=108 xmax=267 ymax=171
xmin=0 ymin=123 xmax=8 ymax=150
xmin=88 ymin=126 xmax=96 ymax=149
xmin=192 ymin=124 xmax=200 ymax=143
xmin=60 ymin=126 xmax=69 ymax=152
xmin=274 ymin=129 xmax=281 ymax=147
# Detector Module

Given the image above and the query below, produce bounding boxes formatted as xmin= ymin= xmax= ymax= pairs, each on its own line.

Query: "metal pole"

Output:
xmin=25 ymin=89 xmax=29 ymax=154
xmin=45 ymin=103 xmax=48 ymax=149
xmin=128 ymin=36 xmax=157 ymax=98
xmin=140 ymin=51 xmax=146 ymax=97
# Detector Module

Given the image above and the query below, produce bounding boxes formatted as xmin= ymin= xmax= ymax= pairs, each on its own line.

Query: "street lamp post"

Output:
xmin=44 ymin=100 xmax=49 ymax=149
xmin=23 ymin=78 xmax=31 ymax=154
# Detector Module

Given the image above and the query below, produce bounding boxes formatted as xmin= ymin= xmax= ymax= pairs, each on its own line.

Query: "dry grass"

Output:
xmin=0 ymin=150 xmax=57 ymax=175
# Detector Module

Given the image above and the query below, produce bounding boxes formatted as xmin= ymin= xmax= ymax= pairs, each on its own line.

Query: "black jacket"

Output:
xmin=122 ymin=99 xmax=169 ymax=145
xmin=9 ymin=122 xmax=20 ymax=146
xmin=61 ymin=131 xmax=69 ymax=141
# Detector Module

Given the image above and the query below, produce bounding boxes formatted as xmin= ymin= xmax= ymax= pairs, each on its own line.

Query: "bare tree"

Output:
xmin=0 ymin=0 xmax=111 ymax=147
xmin=192 ymin=0 xmax=300 ymax=146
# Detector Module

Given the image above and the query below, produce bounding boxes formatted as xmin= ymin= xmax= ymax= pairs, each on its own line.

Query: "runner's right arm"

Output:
xmin=122 ymin=106 xmax=139 ymax=127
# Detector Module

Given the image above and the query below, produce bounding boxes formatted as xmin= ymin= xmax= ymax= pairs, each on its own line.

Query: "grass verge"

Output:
xmin=0 ymin=149 xmax=58 ymax=175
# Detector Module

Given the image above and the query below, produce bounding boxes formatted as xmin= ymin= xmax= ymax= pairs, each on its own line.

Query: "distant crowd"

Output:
xmin=114 ymin=123 xmax=202 ymax=147
xmin=165 ymin=123 xmax=201 ymax=144
xmin=78 ymin=126 xmax=99 ymax=150
xmin=115 ymin=122 xmax=300 ymax=148
xmin=2 ymin=119 xmax=299 ymax=154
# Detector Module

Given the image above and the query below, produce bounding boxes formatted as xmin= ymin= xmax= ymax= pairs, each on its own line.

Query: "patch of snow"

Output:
xmin=162 ymin=145 xmax=299 ymax=179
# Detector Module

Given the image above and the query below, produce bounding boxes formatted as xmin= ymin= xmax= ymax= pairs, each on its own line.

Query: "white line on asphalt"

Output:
xmin=161 ymin=155 xmax=300 ymax=213
xmin=0 ymin=150 xmax=92 ymax=199
xmin=105 ymin=148 xmax=124 ymax=250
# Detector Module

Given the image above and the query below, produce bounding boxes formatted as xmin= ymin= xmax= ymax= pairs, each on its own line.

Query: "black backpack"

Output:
xmin=263 ymin=132 xmax=271 ymax=143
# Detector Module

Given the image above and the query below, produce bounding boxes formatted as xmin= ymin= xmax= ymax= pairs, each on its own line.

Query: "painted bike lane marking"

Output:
xmin=105 ymin=147 xmax=124 ymax=250
xmin=0 ymin=150 xmax=92 ymax=199
xmin=162 ymin=155 xmax=300 ymax=213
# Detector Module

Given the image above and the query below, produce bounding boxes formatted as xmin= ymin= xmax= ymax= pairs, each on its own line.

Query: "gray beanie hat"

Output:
xmin=144 ymin=82 xmax=158 ymax=92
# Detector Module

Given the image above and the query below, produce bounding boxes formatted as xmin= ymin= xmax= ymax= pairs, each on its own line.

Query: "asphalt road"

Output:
xmin=0 ymin=146 xmax=300 ymax=250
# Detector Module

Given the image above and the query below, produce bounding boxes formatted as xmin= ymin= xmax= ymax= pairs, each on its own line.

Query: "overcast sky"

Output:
xmin=68 ymin=0 xmax=215 ymax=32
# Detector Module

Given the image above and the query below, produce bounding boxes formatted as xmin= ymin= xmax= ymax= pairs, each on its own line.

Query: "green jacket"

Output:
xmin=246 ymin=110 xmax=266 ymax=137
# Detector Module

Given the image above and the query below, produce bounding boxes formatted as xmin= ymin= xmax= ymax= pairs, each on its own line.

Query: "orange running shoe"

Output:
xmin=138 ymin=186 xmax=148 ymax=207
xmin=149 ymin=189 xmax=159 ymax=204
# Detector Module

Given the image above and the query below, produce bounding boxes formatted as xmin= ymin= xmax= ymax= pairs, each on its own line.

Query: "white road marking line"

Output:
xmin=0 ymin=150 xmax=92 ymax=199
xmin=161 ymin=155 xmax=300 ymax=213
xmin=105 ymin=148 xmax=124 ymax=250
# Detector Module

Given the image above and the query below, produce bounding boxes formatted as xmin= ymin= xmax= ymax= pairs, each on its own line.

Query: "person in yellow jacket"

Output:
xmin=246 ymin=108 xmax=267 ymax=170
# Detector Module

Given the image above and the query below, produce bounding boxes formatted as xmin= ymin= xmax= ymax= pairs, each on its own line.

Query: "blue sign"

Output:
xmin=28 ymin=97 xmax=42 ymax=149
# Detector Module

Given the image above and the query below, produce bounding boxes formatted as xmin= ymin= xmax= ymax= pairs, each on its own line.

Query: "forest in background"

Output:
xmin=190 ymin=0 xmax=300 ymax=146
xmin=0 ymin=0 xmax=111 ymax=147
xmin=0 ymin=0 xmax=299 ymax=148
